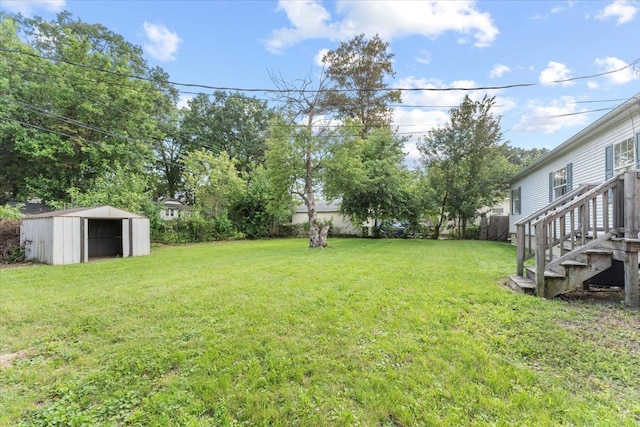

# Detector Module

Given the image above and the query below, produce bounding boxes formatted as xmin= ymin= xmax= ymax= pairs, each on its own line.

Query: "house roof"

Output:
xmin=509 ymin=92 xmax=640 ymax=183
xmin=26 ymin=205 xmax=146 ymax=219
xmin=7 ymin=201 xmax=54 ymax=215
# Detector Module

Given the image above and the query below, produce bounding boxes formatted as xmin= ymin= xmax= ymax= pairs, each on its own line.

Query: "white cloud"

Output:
xmin=587 ymin=81 xmax=600 ymax=89
xmin=176 ymin=95 xmax=193 ymax=110
xmin=539 ymin=61 xmax=575 ymax=86
xmin=392 ymin=76 xmax=516 ymax=165
xmin=1 ymin=0 xmax=65 ymax=16
xmin=489 ymin=64 xmax=511 ymax=78
xmin=513 ymin=97 xmax=590 ymax=134
xmin=594 ymin=56 xmax=637 ymax=84
xmin=314 ymin=48 xmax=330 ymax=66
xmin=415 ymin=50 xmax=432 ymax=65
xmin=595 ymin=0 xmax=638 ymax=24
xmin=551 ymin=1 xmax=576 ymax=14
xmin=143 ymin=22 xmax=182 ymax=62
xmin=266 ymin=0 xmax=499 ymax=53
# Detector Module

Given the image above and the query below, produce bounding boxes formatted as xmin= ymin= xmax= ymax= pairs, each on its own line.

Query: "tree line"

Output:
xmin=0 ymin=13 xmax=546 ymax=247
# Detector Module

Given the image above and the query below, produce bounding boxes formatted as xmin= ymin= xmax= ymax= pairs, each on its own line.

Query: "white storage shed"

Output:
xmin=20 ymin=205 xmax=150 ymax=265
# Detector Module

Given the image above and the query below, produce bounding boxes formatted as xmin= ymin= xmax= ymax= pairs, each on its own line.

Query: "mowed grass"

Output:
xmin=1 ymin=239 xmax=639 ymax=426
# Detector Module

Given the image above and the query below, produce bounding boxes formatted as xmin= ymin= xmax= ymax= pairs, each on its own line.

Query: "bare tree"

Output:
xmin=265 ymin=71 xmax=336 ymax=248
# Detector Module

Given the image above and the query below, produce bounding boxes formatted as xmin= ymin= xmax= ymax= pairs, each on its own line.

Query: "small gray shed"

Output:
xmin=20 ymin=205 xmax=150 ymax=265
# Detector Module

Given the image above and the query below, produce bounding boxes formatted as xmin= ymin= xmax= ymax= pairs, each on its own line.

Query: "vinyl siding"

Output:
xmin=510 ymin=116 xmax=637 ymax=234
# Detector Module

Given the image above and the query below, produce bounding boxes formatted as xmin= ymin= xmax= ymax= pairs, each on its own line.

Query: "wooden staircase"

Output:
xmin=509 ymin=171 xmax=640 ymax=307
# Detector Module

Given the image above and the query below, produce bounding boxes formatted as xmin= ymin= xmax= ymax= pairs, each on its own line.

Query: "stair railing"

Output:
xmin=515 ymin=174 xmax=626 ymax=279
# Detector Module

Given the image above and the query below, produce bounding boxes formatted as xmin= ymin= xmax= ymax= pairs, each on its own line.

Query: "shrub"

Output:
xmin=150 ymin=214 xmax=238 ymax=244
xmin=462 ymin=225 xmax=480 ymax=240
xmin=0 ymin=218 xmax=24 ymax=264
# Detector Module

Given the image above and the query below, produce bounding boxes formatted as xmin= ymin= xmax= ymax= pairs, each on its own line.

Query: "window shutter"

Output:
xmin=566 ymin=163 xmax=572 ymax=192
xmin=511 ymin=188 xmax=515 ymax=213
xmin=516 ymin=187 xmax=521 ymax=215
xmin=605 ymin=144 xmax=613 ymax=180
xmin=549 ymin=172 xmax=553 ymax=202
xmin=636 ymin=133 xmax=640 ymax=170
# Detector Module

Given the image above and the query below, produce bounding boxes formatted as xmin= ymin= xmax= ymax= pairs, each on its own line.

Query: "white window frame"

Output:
xmin=614 ymin=137 xmax=635 ymax=174
xmin=511 ymin=187 xmax=521 ymax=215
xmin=552 ymin=167 xmax=567 ymax=199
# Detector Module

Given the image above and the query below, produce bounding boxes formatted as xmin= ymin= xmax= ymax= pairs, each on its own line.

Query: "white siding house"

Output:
xmin=20 ymin=205 xmax=150 ymax=265
xmin=510 ymin=93 xmax=640 ymax=238
xmin=507 ymin=93 xmax=640 ymax=306
xmin=159 ymin=198 xmax=191 ymax=220
xmin=292 ymin=201 xmax=373 ymax=236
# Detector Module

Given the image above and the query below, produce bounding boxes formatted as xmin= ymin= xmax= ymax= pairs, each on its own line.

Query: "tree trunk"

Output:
xmin=305 ymin=175 xmax=327 ymax=248
xmin=432 ymin=194 xmax=448 ymax=240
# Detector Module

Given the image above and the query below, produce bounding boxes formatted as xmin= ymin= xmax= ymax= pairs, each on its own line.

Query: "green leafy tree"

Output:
xmin=229 ymin=166 xmax=292 ymax=239
xmin=325 ymin=123 xmax=412 ymax=235
xmin=418 ymin=95 xmax=511 ymax=238
xmin=181 ymin=91 xmax=273 ymax=174
xmin=63 ymin=166 xmax=155 ymax=216
xmin=0 ymin=12 xmax=167 ymax=204
xmin=182 ymin=150 xmax=245 ymax=219
xmin=321 ymin=33 xmax=401 ymax=136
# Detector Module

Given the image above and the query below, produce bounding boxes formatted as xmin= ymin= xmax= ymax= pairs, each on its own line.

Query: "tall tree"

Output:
xmin=0 ymin=12 xmax=166 ymax=205
xmin=181 ymin=91 xmax=273 ymax=174
xmin=182 ymin=150 xmax=245 ymax=218
xmin=324 ymin=122 xmax=412 ymax=234
xmin=321 ymin=34 xmax=401 ymax=136
xmin=418 ymin=95 xmax=511 ymax=238
xmin=265 ymin=72 xmax=334 ymax=248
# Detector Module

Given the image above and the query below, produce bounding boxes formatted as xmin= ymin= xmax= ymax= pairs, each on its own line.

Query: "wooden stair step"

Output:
xmin=544 ymin=270 xmax=565 ymax=279
xmin=584 ymin=249 xmax=613 ymax=255
xmin=508 ymin=275 xmax=535 ymax=295
xmin=560 ymin=259 xmax=588 ymax=267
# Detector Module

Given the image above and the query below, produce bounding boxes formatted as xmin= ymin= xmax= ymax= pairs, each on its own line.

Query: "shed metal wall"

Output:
xmin=52 ymin=217 xmax=81 ymax=265
xmin=130 ymin=218 xmax=150 ymax=256
xmin=510 ymin=118 xmax=636 ymax=234
xmin=21 ymin=217 xmax=54 ymax=264
xmin=20 ymin=206 xmax=150 ymax=265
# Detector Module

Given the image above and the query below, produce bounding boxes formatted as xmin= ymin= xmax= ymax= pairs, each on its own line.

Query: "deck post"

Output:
xmin=516 ymin=223 xmax=525 ymax=276
xmin=623 ymin=171 xmax=640 ymax=308
xmin=534 ymin=221 xmax=546 ymax=297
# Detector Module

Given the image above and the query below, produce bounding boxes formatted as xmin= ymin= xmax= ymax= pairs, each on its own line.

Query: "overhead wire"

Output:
xmin=2 ymin=47 xmax=638 ymax=95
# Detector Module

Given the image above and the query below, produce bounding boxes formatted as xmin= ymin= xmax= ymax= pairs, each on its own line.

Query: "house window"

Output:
xmin=614 ymin=137 xmax=635 ymax=174
xmin=552 ymin=167 xmax=567 ymax=199
xmin=511 ymin=187 xmax=521 ymax=215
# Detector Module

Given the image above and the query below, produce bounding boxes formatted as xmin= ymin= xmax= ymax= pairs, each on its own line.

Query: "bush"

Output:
xmin=150 ymin=215 xmax=239 ymax=244
xmin=0 ymin=218 xmax=24 ymax=264
xmin=462 ymin=225 xmax=480 ymax=240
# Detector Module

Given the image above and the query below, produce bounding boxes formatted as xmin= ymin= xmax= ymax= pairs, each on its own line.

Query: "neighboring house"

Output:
xmin=159 ymin=198 xmax=191 ymax=220
xmin=7 ymin=198 xmax=54 ymax=215
xmin=508 ymin=93 xmax=640 ymax=307
xmin=20 ymin=205 xmax=150 ymax=265
xmin=292 ymin=201 xmax=373 ymax=236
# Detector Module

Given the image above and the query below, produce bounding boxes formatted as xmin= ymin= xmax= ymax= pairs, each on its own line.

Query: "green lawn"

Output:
xmin=1 ymin=239 xmax=639 ymax=426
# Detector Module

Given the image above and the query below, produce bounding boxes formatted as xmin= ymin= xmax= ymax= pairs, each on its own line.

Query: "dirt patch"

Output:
xmin=556 ymin=286 xmax=627 ymax=306
xmin=0 ymin=349 xmax=30 ymax=369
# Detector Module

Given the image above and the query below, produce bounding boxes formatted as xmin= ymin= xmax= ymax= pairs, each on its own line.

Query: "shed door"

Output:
xmin=88 ymin=219 xmax=123 ymax=258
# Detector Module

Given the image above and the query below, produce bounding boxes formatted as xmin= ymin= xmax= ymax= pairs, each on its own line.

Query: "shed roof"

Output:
xmin=26 ymin=205 xmax=146 ymax=219
xmin=509 ymin=92 xmax=640 ymax=183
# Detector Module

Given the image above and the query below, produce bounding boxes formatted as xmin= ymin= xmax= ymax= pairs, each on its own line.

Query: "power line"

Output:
xmin=3 ymin=47 xmax=637 ymax=95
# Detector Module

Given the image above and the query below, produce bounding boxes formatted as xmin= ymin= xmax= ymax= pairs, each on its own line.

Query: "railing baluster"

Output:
xmin=603 ymin=191 xmax=609 ymax=232
xmin=560 ymin=214 xmax=566 ymax=256
xmin=592 ymin=198 xmax=598 ymax=239
xmin=572 ymin=208 xmax=577 ymax=250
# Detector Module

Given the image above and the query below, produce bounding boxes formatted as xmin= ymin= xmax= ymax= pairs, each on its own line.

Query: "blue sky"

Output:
xmin=2 ymin=0 xmax=639 ymax=165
